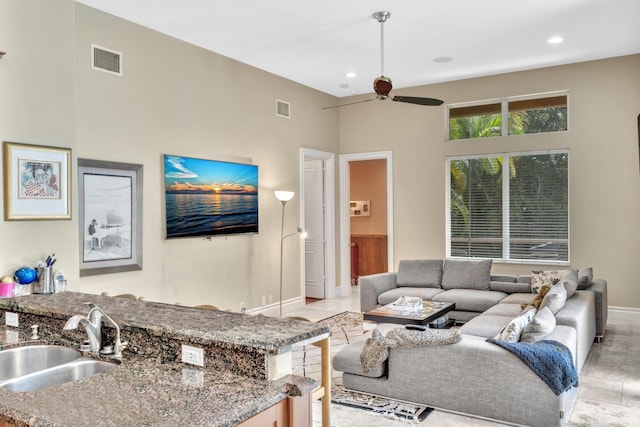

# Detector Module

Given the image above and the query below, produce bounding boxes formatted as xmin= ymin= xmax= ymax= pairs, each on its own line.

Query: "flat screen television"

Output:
xmin=163 ymin=154 xmax=258 ymax=238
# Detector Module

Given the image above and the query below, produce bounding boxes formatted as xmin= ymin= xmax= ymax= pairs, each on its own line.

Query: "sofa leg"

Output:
xmin=595 ymin=335 xmax=604 ymax=343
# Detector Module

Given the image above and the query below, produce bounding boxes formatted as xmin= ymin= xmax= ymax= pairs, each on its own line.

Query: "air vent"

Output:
xmin=91 ymin=44 xmax=122 ymax=76
xmin=276 ymin=99 xmax=290 ymax=119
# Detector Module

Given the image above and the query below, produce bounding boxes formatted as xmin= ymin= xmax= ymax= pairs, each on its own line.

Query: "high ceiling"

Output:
xmin=76 ymin=0 xmax=640 ymax=97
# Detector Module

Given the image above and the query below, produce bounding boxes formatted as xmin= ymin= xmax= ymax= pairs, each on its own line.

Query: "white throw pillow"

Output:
xmin=530 ymin=269 xmax=574 ymax=294
xmin=539 ymin=283 xmax=568 ymax=314
xmin=520 ymin=307 xmax=556 ymax=343
xmin=494 ymin=308 xmax=536 ymax=343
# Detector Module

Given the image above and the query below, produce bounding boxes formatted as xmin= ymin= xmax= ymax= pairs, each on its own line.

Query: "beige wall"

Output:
xmin=0 ymin=1 xmax=339 ymax=311
xmin=339 ymin=54 xmax=640 ymax=309
xmin=349 ymin=159 xmax=387 ymax=235
xmin=2 ymin=1 xmax=639 ymax=311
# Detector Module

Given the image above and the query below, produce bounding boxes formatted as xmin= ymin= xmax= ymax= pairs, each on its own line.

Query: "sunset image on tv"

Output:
xmin=164 ymin=155 xmax=258 ymax=238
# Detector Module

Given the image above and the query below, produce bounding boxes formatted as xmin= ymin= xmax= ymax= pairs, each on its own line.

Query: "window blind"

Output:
xmin=448 ymin=151 xmax=568 ymax=262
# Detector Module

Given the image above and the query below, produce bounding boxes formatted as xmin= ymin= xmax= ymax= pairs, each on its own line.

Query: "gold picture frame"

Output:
xmin=3 ymin=141 xmax=72 ymax=220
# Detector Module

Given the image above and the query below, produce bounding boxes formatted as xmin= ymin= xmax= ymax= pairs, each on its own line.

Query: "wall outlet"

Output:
xmin=181 ymin=344 xmax=204 ymax=367
xmin=5 ymin=312 xmax=18 ymax=327
xmin=261 ymin=295 xmax=266 ymax=305
xmin=268 ymin=295 xmax=273 ymax=304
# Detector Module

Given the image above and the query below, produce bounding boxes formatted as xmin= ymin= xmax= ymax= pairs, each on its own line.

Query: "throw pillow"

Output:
xmin=441 ymin=259 xmax=492 ymax=290
xmin=521 ymin=284 xmax=551 ymax=310
xmin=577 ymin=267 xmax=593 ymax=290
xmin=494 ymin=308 xmax=536 ymax=343
xmin=530 ymin=270 xmax=573 ymax=294
xmin=360 ymin=329 xmax=389 ymax=373
xmin=396 ymin=259 xmax=443 ymax=288
xmin=539 ymin=283 xmax=568 ymax=314
xmin=560 ymin=270 xmax=579 ymax=298
xmin=520 ymin=307 xmax=557 ymax=343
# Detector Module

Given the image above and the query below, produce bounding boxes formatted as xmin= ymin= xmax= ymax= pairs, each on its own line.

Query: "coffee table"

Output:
xmin=364 ymin=300 xmax=455 ymax=326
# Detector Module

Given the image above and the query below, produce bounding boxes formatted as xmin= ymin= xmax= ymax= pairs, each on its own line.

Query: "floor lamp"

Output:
xmin=275 ymin=190 xmax=305 ymax=317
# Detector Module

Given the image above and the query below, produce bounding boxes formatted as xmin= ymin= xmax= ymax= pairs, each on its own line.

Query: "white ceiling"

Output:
xmin=76 ymin=0 xmax=640 ymax=98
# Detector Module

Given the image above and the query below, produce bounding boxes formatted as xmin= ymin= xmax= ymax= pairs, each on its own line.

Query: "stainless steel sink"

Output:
xmin=0 ymin=345 xmax=82 ymax=381
xmin=0 ymin=345 xmax=117 ymax=392
xmin=0 ymin=358 xmax=116 ymax=392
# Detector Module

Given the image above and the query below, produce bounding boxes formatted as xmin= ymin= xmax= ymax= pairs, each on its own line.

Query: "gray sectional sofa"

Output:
xmin=333 ymin=259 xmax=608 ymax=427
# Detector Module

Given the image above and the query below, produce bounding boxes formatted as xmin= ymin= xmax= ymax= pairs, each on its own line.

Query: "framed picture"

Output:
xmin=3 ymin=141 xmax=72 ymax=220
xmin=78 ymin=158 xmax=143 ymax=276
xmin=350 ymin=200 xmax=371 ymax=217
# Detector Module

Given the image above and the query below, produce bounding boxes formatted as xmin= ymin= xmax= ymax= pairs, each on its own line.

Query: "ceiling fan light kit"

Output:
xmin=324 ymin=11 xmax=443 ymax=109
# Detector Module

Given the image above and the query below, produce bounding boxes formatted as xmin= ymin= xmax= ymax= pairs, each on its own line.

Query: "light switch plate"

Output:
xmin=5 ymin=312 xmax=18 ymax=327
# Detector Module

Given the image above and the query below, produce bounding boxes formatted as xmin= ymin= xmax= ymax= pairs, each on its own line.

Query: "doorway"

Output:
xmin=339 ymin=151 xmax=394 ymax=297
xmin=300 ymin=149 xmax=336 ymax=301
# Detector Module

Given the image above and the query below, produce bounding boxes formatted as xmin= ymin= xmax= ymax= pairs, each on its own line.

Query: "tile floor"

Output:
xmin=284 ymin=286 xmax=640 ymax=426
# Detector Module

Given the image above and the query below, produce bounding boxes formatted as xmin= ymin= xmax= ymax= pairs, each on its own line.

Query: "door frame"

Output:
xmin=299 ymin=148 xmax=336 ymax=299
xmin=339 ymin=151 xmax=394 ymax=297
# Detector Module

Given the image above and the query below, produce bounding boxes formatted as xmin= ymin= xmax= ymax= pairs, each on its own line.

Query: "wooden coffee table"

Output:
xmin=364 ymin=300 xmax=455 ymax=326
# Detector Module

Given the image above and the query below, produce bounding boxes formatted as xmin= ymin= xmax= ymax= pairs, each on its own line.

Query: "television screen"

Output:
xmin=163 ymin=154 xmax=258 ymax=238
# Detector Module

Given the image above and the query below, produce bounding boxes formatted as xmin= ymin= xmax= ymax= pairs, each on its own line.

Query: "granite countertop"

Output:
xmin=0 ymin=340 xmax=316 ymax=427
xmin=0 ymin=292 xmax=331 ymax=354
xmin=0 ymin=292 xmax=329 ymax=426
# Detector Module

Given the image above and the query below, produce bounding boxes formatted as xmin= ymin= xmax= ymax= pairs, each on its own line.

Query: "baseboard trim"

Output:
xmin=608 ymin=306 xmax=640 ymax=321
xmin=247 ymin=297 xmax=305 ymax=317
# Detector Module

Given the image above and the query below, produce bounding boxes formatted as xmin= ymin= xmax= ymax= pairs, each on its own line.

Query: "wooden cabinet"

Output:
xmin=237 ymin=394 xmax=311 ymax=427
xmin=350 ymin=235 xmax=388 ymax=281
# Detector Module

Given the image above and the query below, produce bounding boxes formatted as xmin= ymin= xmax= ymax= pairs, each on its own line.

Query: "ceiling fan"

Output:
xmin=323 ymin=11 xmax=444 ymax=109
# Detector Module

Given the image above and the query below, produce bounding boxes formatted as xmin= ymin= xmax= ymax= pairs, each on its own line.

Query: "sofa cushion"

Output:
xmin=490 ymin=274 xmax=517 ymax=283
xmin=494 ymin=308 xmax=536 ymax=342
xmin=539 ymin=283 xmax=567 ymax=314
xmin=433 ymin=289 xmax=507 ymax=313
xmin=530 ymin=269 xmax=575 ymax=294
xmin=520 ymin=307 xmax=556 ymax=343
xmin=459 ymin=314 xmax=513 ymax=338
xmin=483 ymin=303 xmax=524 ymax=318
xmin=517 ymin=275 xmax=531 ymax=284
xmin=441 ymin=259 xmax=492 ymax=290
xmin=490 ymin=281 xmax=531 ymax=294
xmin=499 ymin=293 xmax=535 ymax=305
xmin=332 ymin=340 xmax=386 ymax=378
xmin=396 ymin=259 xmax=443 ymax=288
xmin=561 ymin=270 xmax=579 ymax=298
xmin=378 ymin=287 xmax=444 ymax=306
xmin=577 ymin=267 xmax=593 ymax=290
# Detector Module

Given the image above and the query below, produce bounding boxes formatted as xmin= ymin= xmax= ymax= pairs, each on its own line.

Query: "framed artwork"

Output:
xmin=350 ymin=200 xmax=371 ymax=217
xmin=2 ymin=141 xmax=72 ymax=220
xmin=78 ymin=158 xmax=143 ymax=276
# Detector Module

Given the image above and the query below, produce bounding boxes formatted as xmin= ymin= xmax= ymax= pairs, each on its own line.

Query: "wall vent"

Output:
xmin=91 ymin=44 xmax=122 ymax=76
xmin=276 ymin=99 xmax=290 ymax=119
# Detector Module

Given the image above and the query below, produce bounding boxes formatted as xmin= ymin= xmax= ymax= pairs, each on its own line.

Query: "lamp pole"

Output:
xmin=275 ymin=191 xmax=295 ymax=317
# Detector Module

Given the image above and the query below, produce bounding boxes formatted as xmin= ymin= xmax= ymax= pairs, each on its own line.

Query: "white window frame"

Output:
xmin=446 ymin=149 xmax=570 ymax=265
xmin=446 ymin=90 xmax=569 ymax=142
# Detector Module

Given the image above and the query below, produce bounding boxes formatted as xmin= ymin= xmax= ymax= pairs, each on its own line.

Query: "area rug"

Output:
xmin=331 ymin=383 xmax=433 ymax=423
xmin=293 ymin=311 xmax=433 ymax=424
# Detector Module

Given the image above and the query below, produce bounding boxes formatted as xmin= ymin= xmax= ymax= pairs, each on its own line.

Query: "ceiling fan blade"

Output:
xmin=321 ymin=98 xmax=376 ymax=110
xmin=392 ymin=96 xmax=444 ymax=106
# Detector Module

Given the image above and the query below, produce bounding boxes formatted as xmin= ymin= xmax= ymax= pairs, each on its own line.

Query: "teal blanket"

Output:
xmin=487 ymin=339 xmax=579 ymax=395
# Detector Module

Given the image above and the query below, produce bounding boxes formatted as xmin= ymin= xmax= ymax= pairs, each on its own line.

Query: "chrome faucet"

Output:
xmin=63 ymin=302 xmax=128 ymax=358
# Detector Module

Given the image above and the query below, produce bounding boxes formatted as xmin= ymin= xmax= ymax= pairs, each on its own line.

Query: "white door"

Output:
xmin=304 ymin=159 xmax=325 ymax=299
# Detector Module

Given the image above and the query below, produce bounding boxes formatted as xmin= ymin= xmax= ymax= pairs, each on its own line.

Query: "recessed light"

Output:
xmin=345 ymin=72 xmax=356 ymax=78
xmin=547 ymin=36 xmax=563 ymax=44
xmin=434 ymin=56 xmax=453 ymax=63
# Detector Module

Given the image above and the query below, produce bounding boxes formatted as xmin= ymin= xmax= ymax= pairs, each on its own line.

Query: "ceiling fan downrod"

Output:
xmin=373 ymin=11 xmax=390 ymax=77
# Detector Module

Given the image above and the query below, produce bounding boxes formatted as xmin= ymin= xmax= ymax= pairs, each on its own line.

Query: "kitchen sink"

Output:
xmin=0 ymin=345 xmax=82 ymax=382
xmin=0 ymin=358 xmax=116 ymax=392
xmin=0 ymin=345 xmax=117 ymax=392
